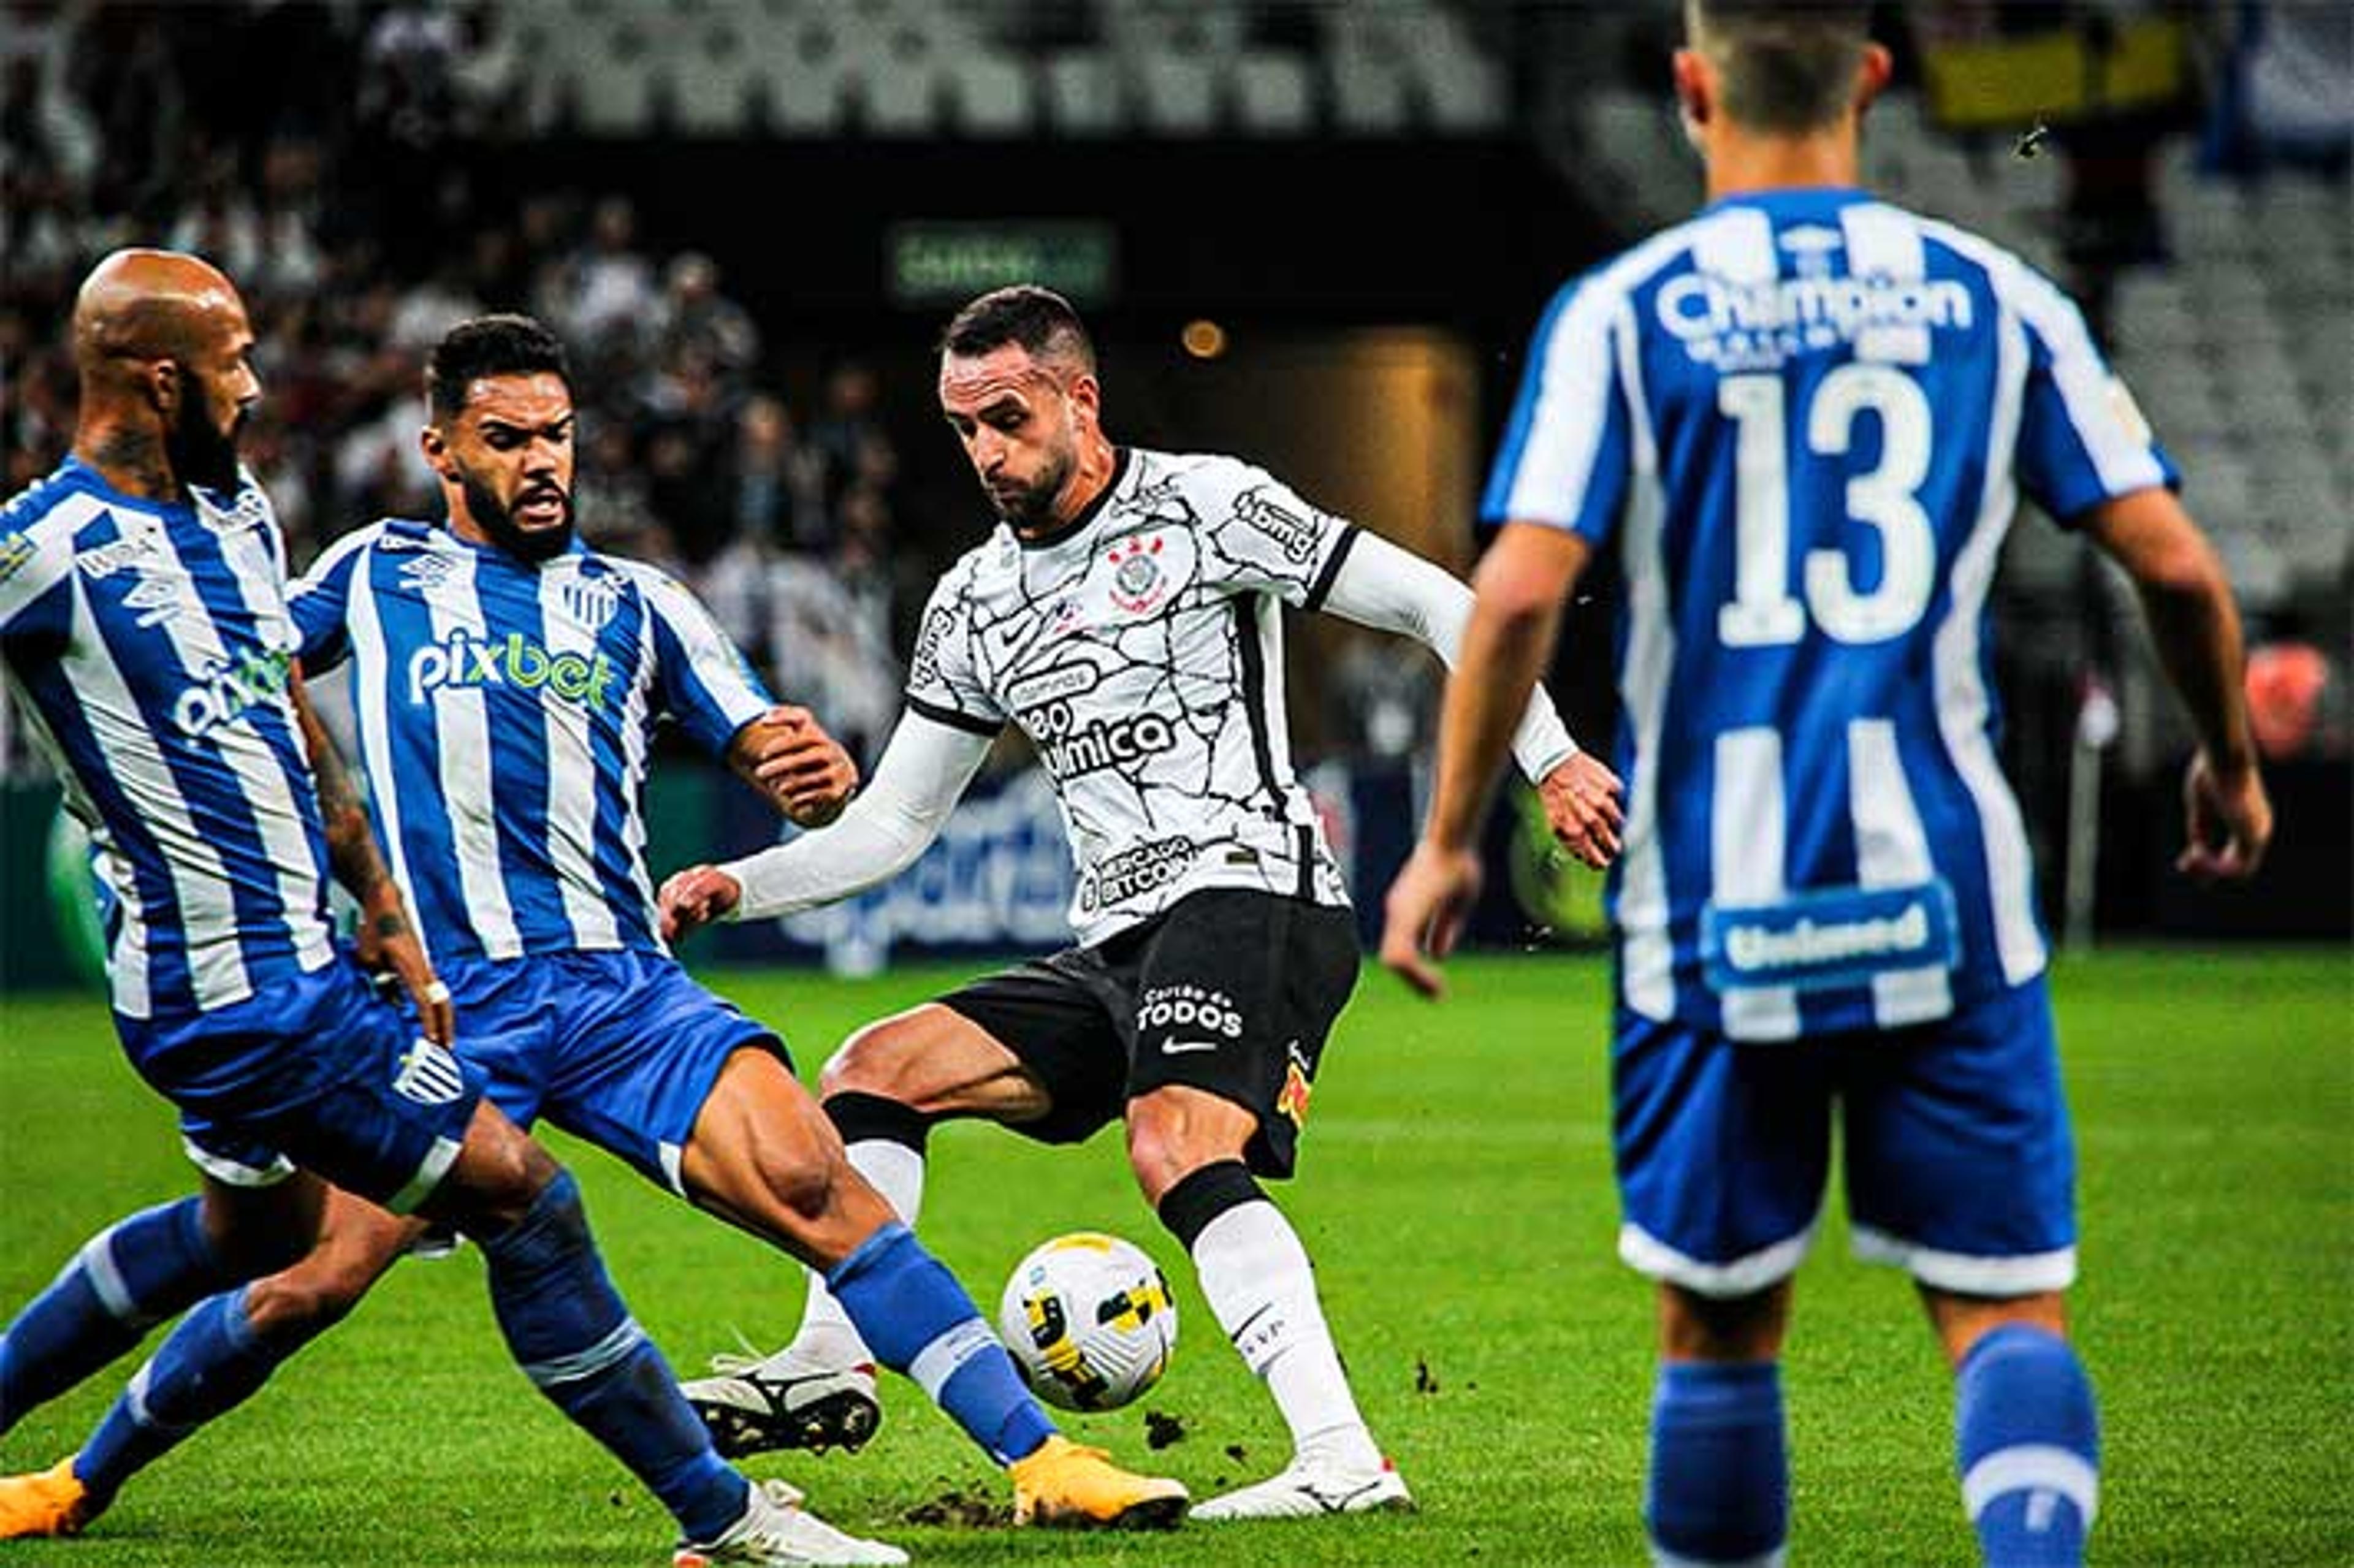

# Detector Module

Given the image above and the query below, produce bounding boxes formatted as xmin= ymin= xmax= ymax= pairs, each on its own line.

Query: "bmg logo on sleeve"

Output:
xmin=407 ymin=627 xmax=617 ymax=710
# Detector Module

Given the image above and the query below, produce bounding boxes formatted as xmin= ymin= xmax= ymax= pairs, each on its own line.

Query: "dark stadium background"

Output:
xmin=2 ymin=1 xmax=2346 ymax=991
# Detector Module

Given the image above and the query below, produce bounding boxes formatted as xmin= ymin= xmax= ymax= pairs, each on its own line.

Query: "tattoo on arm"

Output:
xmin=294 ymin=679 xmax=390 ymax=899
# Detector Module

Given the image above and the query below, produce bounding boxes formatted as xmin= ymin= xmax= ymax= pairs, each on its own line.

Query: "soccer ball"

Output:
xmin=997 ymin=1232 xmax=1178 ymax=1412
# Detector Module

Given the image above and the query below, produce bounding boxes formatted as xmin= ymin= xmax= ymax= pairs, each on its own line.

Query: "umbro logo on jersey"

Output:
xmin=392 ymin=1039 xmax=467 ymax=1106
xmin=397 ymin=552 xmax=461 ymax=593
xmin=408 ymin=627 xmax=617 ymax=710
xmin=77 ymin=528 xmax=164 ymax=580
xmin=172 ymin=644 xmax=292 ymax=736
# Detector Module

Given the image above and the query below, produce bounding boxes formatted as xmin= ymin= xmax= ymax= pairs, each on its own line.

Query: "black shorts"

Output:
xmin=938 ymin=888 xmax=1360 ymax=1178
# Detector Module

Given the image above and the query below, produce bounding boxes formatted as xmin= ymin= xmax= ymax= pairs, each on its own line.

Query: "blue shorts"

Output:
xmin=121 ymin=958 xmax=483 ymax=1214
xmin=1613 ymin=977 xmax=2076 ymax=1298
xmin=438 ymin=947 xmax=781 ymax=1196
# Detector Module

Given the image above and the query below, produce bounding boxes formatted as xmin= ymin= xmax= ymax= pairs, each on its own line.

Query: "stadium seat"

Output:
xmin=941 ymin=53 xmax=1034 ymax=136
xmin=1232 ymin=50 xmax=1315 ymax=135
xmin=1043 ymin=50 xmax=1124 ymax=137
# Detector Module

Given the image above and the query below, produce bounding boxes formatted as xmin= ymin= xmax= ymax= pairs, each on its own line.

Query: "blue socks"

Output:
xmin=828 ymin=1221 xmax=1056 ymax=1465
xmin=1647 ymin=1361 xmax=1788 ymax=1566
xmin=1955 ymin=1325 xmax=2098 ymax=1567
xmin=77 ymin=1287 xmax=296 ymax=1505
xmin=479 ymin=1170 xmax=745 ymax=1544
xmin=1 ymin=1198 xmax=229 ymax=1435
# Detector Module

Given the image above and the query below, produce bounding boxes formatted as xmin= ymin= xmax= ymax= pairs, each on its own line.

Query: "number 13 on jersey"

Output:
xmin=1716 ymin=364 xmax=1937 ymax=650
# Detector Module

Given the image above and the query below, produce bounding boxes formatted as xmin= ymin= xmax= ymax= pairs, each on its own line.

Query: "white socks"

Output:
xmin=792 ymin=1140 xmax=928 ymax=1364
xmin=1190 ymin=1200 xmax=1381 ymax=1470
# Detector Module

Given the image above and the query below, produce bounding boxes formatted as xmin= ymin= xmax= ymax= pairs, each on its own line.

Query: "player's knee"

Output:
xmin=1663 ymin=1282 xmax=1789 ymax=1361
xmin=243 ymin=1260 xmax=370 ymax=1342
xmin=1124 ymin=1090 xmax=1249 ymax=1206
xmin=439 ymin=1113 xmax=562 ymax=1233
xmin=820 ymin=1017 xmax=926 ymax=1102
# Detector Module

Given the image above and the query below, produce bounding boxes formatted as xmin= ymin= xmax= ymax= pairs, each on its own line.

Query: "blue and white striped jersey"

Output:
xmin=0 ymin=459 xmax=337 ymax=1019
xmin=289 ymin=519 xmax=773 ymax=964
xmin=1487 ymin=189 xmax=2177 ymax=1039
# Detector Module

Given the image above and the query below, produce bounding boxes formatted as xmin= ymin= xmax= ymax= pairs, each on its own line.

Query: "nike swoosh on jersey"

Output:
xmin=1159 ymin=1038 xmax=1223 ymax=1055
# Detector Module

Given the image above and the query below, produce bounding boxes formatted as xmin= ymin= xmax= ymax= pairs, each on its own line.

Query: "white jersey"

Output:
xmin=906 ymin=447 xmax=1360 ymax=943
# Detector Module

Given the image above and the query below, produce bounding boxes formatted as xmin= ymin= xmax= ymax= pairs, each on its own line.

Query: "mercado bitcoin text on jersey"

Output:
xmin=907 ymin=447 xmax=1359 ymax=944
xmin=289 ymin=517 xmax=772 ymax=964
xmin=0 ymin=459 xmax=336 ymax=1018
xmin=1484 ymin=188 xmax=2175 ymax=1040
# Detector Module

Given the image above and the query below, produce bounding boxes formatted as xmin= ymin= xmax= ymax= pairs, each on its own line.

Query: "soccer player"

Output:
xmin=1379 ymin=7 xmax=2274 ymax=1566
xmin=659 ymin=284 xmax=1627 ymax=1519
xmin=0 ymin=308 xmax=1185 ymax=1555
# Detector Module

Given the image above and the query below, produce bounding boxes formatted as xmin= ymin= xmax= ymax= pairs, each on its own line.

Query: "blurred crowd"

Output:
xmin=2 ymin=1 xmax=904 ymax=767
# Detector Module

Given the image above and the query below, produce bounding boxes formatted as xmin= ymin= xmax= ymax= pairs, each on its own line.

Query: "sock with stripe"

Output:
xmin=76 ymin=1286 xmax=299 ymax=1507
xmin=1646 ymin=1360 xmax=1788 ymax=1567
xmin=1162 ymin=1162 xmax=1380 ymax=1471
xmin=1 ymin=1198 xmax=231 ymax=1435
xmin=1955 ymin=1325 xmax=2098 ymax=1567
xmin=793 ymin=1094 xmax=931 ymax=1367
xmin=825 ymin=1220 xmax=1054 ymax=1464
xmin=479 ymin=1170 xmax=747 ymax=1543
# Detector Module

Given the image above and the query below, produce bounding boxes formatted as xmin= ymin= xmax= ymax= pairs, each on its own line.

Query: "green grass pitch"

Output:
xmin=2 ymin=949 xmax=2347 ymax=1566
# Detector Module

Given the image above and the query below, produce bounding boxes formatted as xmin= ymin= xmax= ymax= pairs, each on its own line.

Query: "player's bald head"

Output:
xmin=72 ymin=248 xmax=251 ymax=373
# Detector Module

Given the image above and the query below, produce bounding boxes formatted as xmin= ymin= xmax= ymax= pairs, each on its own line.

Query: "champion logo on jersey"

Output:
xmin=1105 ymin=534 xmax=1168 ymax=614
xmin=391 ymin=1038 xmax=467 ymax=1106
xmin=406 ymin=626 xmax=618 ymax=710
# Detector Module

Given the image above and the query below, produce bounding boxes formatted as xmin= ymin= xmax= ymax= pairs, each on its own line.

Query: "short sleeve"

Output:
xmin=1189 ymin=460 xmax=1360 ymax=609
xmin=287 ymin=527 xmax=371 ymax=672
xmin=1480 ymin=275 xmax=1632 ymax=546
xmin=903 ymin=567 xmax=1005 ymax=736
xmin=638 ymin=566 xmax=777 ymax=756
xmin=0 ymin=521 xmax=74 ymax=637
xmin=2009 ymin=265 xmax=2179 ymax=524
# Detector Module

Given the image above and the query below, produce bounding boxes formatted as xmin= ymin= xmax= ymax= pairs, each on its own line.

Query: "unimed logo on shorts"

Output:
xmin=392 ymin=1040 xmax=465 ymax=1106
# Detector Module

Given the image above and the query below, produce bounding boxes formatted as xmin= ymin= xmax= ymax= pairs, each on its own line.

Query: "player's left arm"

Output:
xmin=1379 ymin=523 xmax=1593 ymax=997
xmin=289 ymin=668 xmax=451 ymax=1043
xmin=636 ymin=564 xmax=858 ymax=826
xmin=1315 ymin=527 xmax=1621 ymax=868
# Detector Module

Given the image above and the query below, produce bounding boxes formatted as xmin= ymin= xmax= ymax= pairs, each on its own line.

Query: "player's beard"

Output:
xmin=462 ymin=470 xmax=575 ymax=562
xmin=988 ymin=441 xmax=1075 ymax=531
xmin=166 ymin=376 xmax=246 ymax=493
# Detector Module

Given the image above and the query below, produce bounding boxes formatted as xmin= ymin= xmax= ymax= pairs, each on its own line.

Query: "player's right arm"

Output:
xmin=2081 ymin=487 xmax=2271 ymax=880
xmin=660 ymin=708 xmax=993 ymax=939
xmin=290 ymin=661 xmax=453 ymax=1043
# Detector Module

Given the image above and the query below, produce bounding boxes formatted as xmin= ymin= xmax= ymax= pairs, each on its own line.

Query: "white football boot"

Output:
xmin=682 ymin=1347 xmax=882 ymax=1458
xmin=1190 ymin=1452 xmax=1414 ymax=1521
xmin=672 ymin=1478 xmax=907 ymax=1566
